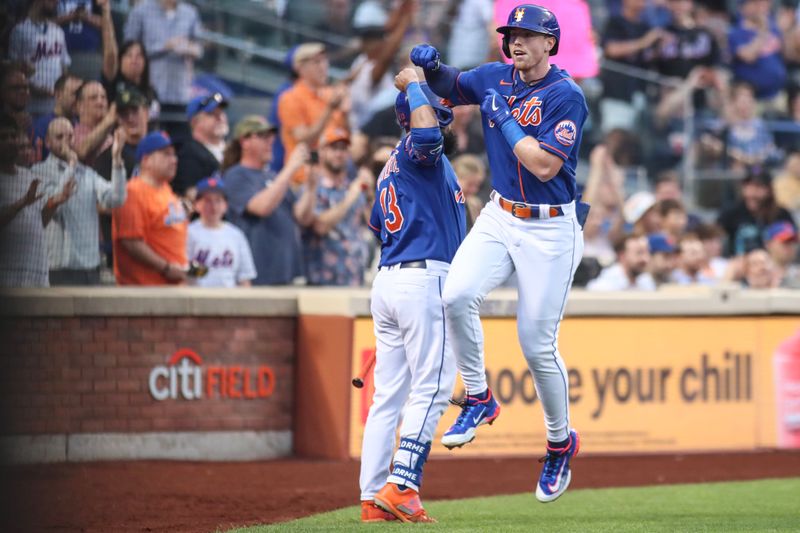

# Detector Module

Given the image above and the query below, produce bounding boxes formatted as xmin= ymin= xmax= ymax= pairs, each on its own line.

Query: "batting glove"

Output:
xmin=410 ymin=44 xmax=440 ymax=71
xmin=481 ymin=89 xmax=514 ymax=128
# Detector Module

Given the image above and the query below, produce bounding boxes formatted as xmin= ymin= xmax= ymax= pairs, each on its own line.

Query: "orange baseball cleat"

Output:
xmin=373 ymin=483 xmax=436 ymax=523
xmin=360 ymin=500 xmax=397 ymax=523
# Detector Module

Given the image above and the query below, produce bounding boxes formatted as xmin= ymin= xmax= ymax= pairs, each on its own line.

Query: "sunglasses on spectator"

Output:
xmin=247 ymin=131 xmax=274 ymax=139
xmin=200 ymin=92 xmax=225 ymax=109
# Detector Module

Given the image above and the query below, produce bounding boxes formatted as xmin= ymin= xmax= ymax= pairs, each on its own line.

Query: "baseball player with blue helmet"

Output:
xmin=359 ymin=67 xmax=466 ymax=523
xmin=410 ymin=4 xmax=588 ymax=503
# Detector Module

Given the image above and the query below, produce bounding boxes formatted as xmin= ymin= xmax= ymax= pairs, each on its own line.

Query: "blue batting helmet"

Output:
xmin=496 ymin=4 xmax=560 ymax=58
xmin=395 ymin=83 xmax=454 ymax=131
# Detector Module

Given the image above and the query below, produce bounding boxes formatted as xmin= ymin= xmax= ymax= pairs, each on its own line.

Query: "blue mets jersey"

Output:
xmin=369 ymin=133 xmax=466 ymax=267
xmin=444 ymin=63 xmax=588 ymax=205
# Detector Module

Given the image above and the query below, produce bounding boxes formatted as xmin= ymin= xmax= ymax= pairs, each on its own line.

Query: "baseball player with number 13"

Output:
xmin=358 ymin=68 xmax=466 ymax=523
xmin=411 ymin=3 xmax=589 ymax=503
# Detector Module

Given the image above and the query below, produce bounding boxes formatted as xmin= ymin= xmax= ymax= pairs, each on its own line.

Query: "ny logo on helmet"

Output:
xmin=514 ymin=7 xmax=525 ymax=22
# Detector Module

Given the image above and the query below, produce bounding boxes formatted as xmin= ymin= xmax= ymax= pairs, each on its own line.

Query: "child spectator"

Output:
xmin=696 ymin=222 xmax=730 ymax=280
xmin=658 ymin=198 xmax=688 ymax=244
xmin=187 ymin=175 xmax=256 ymax=288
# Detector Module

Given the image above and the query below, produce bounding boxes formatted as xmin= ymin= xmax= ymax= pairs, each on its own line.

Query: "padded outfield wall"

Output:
xmin=0 ymin=287 xmax=798 ymax=463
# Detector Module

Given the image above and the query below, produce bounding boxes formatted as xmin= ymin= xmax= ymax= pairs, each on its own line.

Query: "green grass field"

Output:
xmin=228 ymin=478 xmax=800 ymax=532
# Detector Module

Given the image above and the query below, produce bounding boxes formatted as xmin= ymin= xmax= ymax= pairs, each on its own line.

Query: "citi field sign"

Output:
xmin=148 ymin=348 xmax=275 ymax=401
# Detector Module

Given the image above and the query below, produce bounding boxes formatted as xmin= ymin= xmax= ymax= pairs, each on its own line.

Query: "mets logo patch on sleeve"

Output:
xmin=554 ymin=120 xmax=577 ymax=146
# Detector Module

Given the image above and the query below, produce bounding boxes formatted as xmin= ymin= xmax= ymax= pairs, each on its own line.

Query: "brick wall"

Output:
xmin=0 ymin=316 xmax=295 ymax=435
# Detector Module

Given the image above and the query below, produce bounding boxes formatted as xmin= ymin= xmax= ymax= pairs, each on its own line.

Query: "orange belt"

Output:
xmin=494 ymin=193 xmax=564 ymax=219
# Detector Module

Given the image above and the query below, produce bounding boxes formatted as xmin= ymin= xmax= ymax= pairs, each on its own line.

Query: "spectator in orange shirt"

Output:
xmin=112 ymin=131 xmax=188 ymax=285
xmin=277 ymin=42 xmax=349 ymax=182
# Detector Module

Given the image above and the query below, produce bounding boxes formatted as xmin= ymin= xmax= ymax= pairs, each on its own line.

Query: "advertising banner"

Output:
xmin=349 ymin=316 xmax=799 ymax=457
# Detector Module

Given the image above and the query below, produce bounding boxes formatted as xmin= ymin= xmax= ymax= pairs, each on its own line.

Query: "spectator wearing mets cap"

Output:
xmin=174 ymin=92 xmax=229 ymax=198
xmin=277 ymin=42 xmax=350 ymax=183
xmin=222 ymin=115 xmax=316 ymax=285
xmin=763 ymin=221 xmax=800 ymax=288
xmin=646 ymin=233 xmax=677 ymax=287
xmin=186 ymin=174 xmax=256 ymax=287
xmin=112 ymin=131 xmax=188 ymax=285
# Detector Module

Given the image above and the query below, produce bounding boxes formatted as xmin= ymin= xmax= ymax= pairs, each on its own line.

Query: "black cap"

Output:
xmin=116 ymin=87 xmax=148 ymax=110
xmin=742 ymin=166 xmax=772 ymax=186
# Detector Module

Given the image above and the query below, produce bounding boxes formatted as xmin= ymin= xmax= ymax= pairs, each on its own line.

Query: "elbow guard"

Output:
xmin=410 ymin=127 xmax=444 ymax=166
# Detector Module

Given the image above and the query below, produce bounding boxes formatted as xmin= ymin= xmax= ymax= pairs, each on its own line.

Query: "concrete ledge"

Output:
xmin=297 ymin=287 xmax=369 ymax=317
xmin=0 ymin=434 xmax=67 ymax=463
xmin=1 ymin=286 xmax=798 ymax=318
xmin=68 ymin=430 xmax=292 ymax=461
xmin=0 ymin=431 xmax=292 ymax=463
xmin=1 ymin=287 xmax=298 ymax=317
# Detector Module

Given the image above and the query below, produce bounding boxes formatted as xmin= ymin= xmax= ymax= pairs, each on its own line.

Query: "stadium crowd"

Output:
xmin=0 ymin=0 xmax=798 ymax=289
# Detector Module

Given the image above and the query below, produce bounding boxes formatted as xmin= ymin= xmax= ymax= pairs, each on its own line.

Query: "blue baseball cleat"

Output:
xmin=441 ymin=389 xmax=501 ymax=449
xmin=535 ymin=429 xmax=580 ymax=503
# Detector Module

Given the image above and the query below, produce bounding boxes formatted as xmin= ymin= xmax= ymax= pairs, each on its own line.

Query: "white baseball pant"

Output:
xmin=360 ymin=260 xmax=456 ymax=499
xmin=442 ymin=198 xmax=583 ymax=443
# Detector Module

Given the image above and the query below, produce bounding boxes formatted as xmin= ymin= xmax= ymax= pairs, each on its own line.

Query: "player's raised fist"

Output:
xmin=481 ymin=89 xmax=513 ymax=128
xmin=410 ymin=44 xmax=440 ymax=71
xmin=394 ymin=68 xmax=420 ymax=92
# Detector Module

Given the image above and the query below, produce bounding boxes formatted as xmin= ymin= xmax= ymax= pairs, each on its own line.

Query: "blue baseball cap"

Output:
xmin=186 ymin=92 xmax=228 ymax=121
xmin=648 ymin=233 xmax=676 ymax=254
xmin=763 ymin=221 xmax=798 ymax=243
xmin=195 ymin=173 xmax=227 ymax=199
xmin=135 ymin=131 xmax=173 ymax=162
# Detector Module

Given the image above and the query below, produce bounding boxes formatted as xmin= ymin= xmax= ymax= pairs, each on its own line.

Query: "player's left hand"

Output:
xmin=481 ymin=89 xmax=513 ymax=128
xmin=410 ymin=44 xmax=440 ymax=71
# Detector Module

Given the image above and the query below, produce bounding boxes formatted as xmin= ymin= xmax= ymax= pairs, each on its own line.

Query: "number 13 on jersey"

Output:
xmin=379 ymin=183 xmax=405 ymax=233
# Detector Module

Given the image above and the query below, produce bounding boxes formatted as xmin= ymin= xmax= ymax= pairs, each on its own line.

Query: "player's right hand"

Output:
xmin=394 ymin=68 xmax=420 ymax=91
xmin=287 ymin=143 xmax=311 ymax=171
xmin=410 ymin=44 xmax=440 ymax=71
